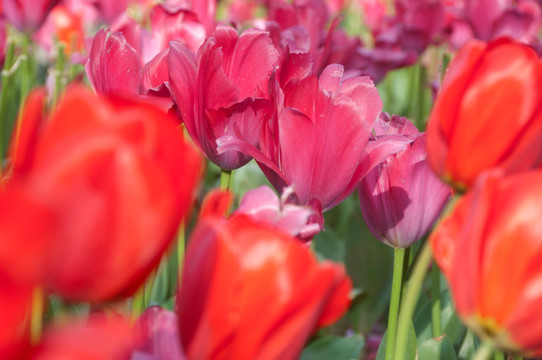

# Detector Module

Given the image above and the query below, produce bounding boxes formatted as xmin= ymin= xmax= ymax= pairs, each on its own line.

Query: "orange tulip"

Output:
xmin=426 ymin=38 xmax=542 ymax=191
xmin=431 ymin=170 xmax=542 ymax=356
xmin=178 ymin=214 xmax=352 ymax=360
xmin=2 ymin=86 xmax=202 ymax=303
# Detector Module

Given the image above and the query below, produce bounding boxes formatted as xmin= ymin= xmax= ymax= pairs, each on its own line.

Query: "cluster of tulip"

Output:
xmin=1 ymin=0 xmax=542 ymax=359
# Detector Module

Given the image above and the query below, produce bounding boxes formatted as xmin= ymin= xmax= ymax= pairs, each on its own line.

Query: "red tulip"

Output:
xmin=426 ymin=38 xmax=542 ymax=191
xmin=1 ymin=0 xmax=60 ymax=32
xmin=178 ymin=214 xmax=352 ymax=360
xmin=168 ymin=25 xmax=280 ymax=170
xmin=135 ymin=307 xmax=186 ymax=360
xmin=431 ymin=170 xmax=542 ymax=356
xmin=4 ymin=86 xmax=202 ymax=302
xmin=359 ymin=114 xmax=451 ymax=248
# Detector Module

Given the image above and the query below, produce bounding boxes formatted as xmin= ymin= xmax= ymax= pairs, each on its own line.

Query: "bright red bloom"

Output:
xmin=426 ymin=38 xmax=542 ymax=191
xmin=4 ymin=86 xmax=202 ymax=303
xmin=178 ymin=214 xmax=352 ymax=360
xmin=168 ymin=25 xmax=280 ymax=170
xmin=431 ymin=170 xmax=542 ymax=356
xmin=1 ymin=0 xmax=60 ymax=32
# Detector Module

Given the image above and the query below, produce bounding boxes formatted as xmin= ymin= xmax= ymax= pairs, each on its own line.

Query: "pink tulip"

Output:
xmin=168 ymin=25 xmax=280 ymax=170
xmin=219 ymin=64 xmax=407 ymax=211
xmin=359 ymin=114 xmax=451 ymax=248
xmin=85 ymin=29 xmax=142 ymax=97
xmin=1 ymin=0 xmax=60 ymax=32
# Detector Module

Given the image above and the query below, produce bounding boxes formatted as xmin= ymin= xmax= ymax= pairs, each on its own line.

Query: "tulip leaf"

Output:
xmin=412 ymin=286 xmax=466 ymax=351
xmin=312 ymin=227 xmax=345 ymax=263
xmin=300 ymin=335 xmax=364 ymax=360
xmin=376 ymin=320 xmax=417 ymax=360
xmin=418 ymin=337 xmax=457 ymax=360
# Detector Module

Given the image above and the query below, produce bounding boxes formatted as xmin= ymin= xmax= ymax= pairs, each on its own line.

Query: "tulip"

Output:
xmin=86 ymin=29 xmax=142 ymax=97
xmin=30 ymin=315 xmax=139 ymax=360
xmin=178 ymin=214 xmax=352 ymax=360
xmin=1 ymin=0 xmax=60 ymax=32
xmin=359 ymin=114 xmax=451 ymax=248
xmin=135 ymin=307 xmax=186 ymax=360
xmin=4 ymin=86 xmax=202 ymax=302
xmin=431 ymin=170 xmax=542 ymax=356
xmin=218 ymin=63 xmax=406 ymax=211
xmin=426 ymin=38 xmax=542 ymax=191
xmin=168 ymin=25 xmax=280 ymax=170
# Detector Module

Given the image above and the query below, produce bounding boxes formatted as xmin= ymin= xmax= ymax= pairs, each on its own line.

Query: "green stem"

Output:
xmin=51 ymin=42 xmax=66 ymax=109
xmin=131 ymin=285 xmax=145 ymax=321
xmin=31 ymin=287 xmax=43 ymax=345
xmin=220 ymin=169 xmax=232 ymax=190
xmin=416 ymin=63 xmax=427 ymax=130
xmin=394 ymin=241 xmax=432 ymax=360
xmin=385 ymin=247 xmax=406 ymax=360
xmin=19 ymin=34 xmax=31 ymax=111
xmin=473 ymin=342 xmax=495 ymax=360
xmin=493 ymin=351 xmax=504 ymax=360
xmin=177 ymin=222 xmax=185 ymax=286
xmin=0 ymin=41 xmax=16 ymax=169
xmin=431 ymin=260 xmax=441 ymax=337
xmin=512 ymin=355 xmax=523 ymax=360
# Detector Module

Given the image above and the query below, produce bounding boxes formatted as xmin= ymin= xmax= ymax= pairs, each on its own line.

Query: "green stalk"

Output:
xmin=473 ymin=342 xmax=495 ymax=360
xmin=431 ymin=261 xmax=441 ymax=337
xmin=394 ymin=241 xmax=432 ymax=359
xmin=385 ymin=247 xmax=407 ymax=360
xmin=512 ymin=355 xmax=523 ymax=360
xmin=19 ymin=34 xmax=31 ymax=111
xmin=177 ymin=222 xmax=185 ymax=286
xmin=31 ymin=287 xmax=44 ymax=344
xmin=494 ymin=351 xmax=504 ymax=360
xmin=0 ymin=41 xmax=16 ymax=169
xmin=131 ymin=285 xmax=145 ymax=321
xmin=220 ymin=169 xmax=232 ymax=190
xmin=51 ymin=42 xmax=66 ymax=109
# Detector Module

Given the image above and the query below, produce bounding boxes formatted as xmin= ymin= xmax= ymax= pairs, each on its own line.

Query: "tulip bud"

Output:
xmin=431 ymin=170 xmax=542 ymax=357
xmin=427 ymin=38 xmax=542 ymax=191
xmin=360 ymin=114 xmax=451 ymax=248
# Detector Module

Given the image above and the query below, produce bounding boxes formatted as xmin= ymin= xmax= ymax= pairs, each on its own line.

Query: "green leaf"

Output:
xmin=418 ymin=337 xmax=457 ymax=360
xmin=376 ymin=321 xmax=417 ymax=360
xmin=300 ymin=335 xmax=364 ymax=360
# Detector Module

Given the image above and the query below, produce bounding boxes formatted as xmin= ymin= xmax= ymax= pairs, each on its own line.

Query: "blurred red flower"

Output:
xmin=427 ymin=38 xmax=542 ymax=191
xmin=2 ymin=86 xmax=202 ymax=303
xmin=431 ymin=170 xmax=542 ymax=357
xmin=178 ymin=213 xmax=352 ymax=360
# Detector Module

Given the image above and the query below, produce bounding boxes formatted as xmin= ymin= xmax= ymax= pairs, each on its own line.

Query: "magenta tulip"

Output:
xmin=2 ymin=0 xmax=60 ymax=32
xmin=219 ymin=64 xmax=407 ymax=211
xmin=168 ymin=25 xmax=280 ymax=170
xmin=359 ymin=114 xmax=451 ymax=248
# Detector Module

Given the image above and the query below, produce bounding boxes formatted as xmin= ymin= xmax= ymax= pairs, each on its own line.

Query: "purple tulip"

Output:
xmin=359 ymin=114 xmax=451 ymax=248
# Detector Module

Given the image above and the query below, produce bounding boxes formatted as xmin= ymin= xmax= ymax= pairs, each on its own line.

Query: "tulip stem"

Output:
xmin=494 ymin=351 xmax=504 ymax=360
xmin=131 ymin=286 xmax=144 ymax=321
xmin=0 ymin=40 xmax=15 ymax=169
xmin=473 ymin=341 xmax=495 ymax=360
xmin=512 ymin=355 xmax=523 ymax=360
xmin=220 ymin=169 xmax=232 ymax=190
xmin=177 ymin=222 xmax=185 ymax=286
xmin=19 ymin=34 xmax=31 ymax=111
xmin=51 ymin=42 xmax=66 ymax=109
xmin=394 ymin=240 xmax=432 ymax=360
xmin=31 ymin=287 xmax=44 ymax=345
xmin=385 ymin=247 xmax=406 ymax=360
xmin=431 ymin=260 xmax=441 ymax=337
